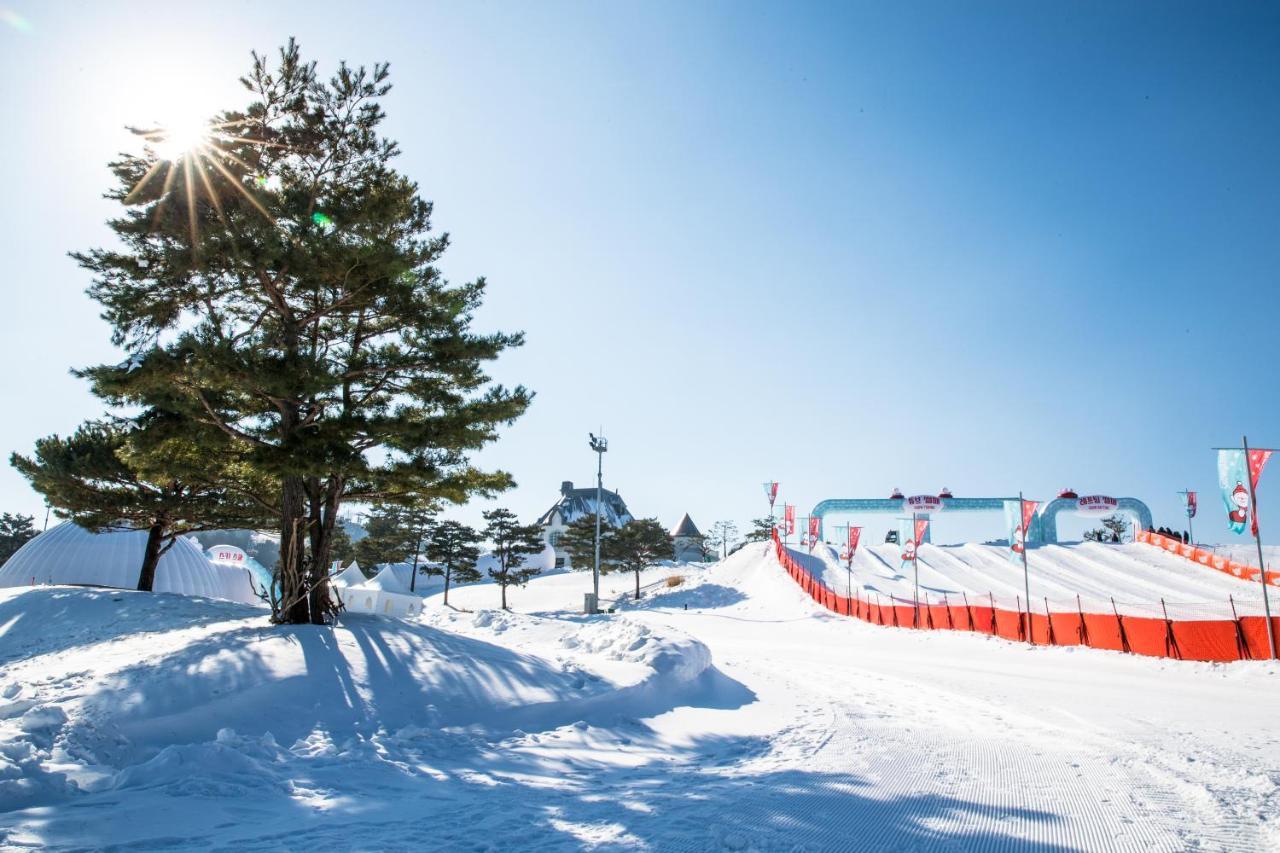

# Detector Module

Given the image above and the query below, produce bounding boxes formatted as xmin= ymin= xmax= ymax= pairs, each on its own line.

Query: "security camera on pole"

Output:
xmin=586 ymin=432 xmax=608 ymax=615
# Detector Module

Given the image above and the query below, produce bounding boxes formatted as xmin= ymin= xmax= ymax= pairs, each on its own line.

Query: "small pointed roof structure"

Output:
xmin=671 ymin=513 xmax=702 ymax=538
xmin=356 ymin=565 xmax=412 ymax=594
xmin=330 ymin=562 xmax=367 ymax=588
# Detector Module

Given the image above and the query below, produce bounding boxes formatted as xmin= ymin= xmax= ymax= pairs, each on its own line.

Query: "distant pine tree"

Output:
xmin=482 ymin=508 xmax=544 ymax=610
xmin=425 ymin=520 xmax=481 ymax=606
xmin=557 ymin=515 xmax=614 ymax=572
xmin=0 ymin=513 xmax=37 ymax=566
xmin=609 ymin=518 xmax=672 ymax=600
xmin=745 ymin=517 xmax=776 ymax=543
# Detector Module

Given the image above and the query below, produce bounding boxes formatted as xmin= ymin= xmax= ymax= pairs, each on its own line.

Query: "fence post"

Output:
xmin=1043 ymin=596 xmax=1055 ymax=645
xmin=943 ymin=593 xmax=954 ymax=629
xmin=1016 ymin=595 xmax=1024 ymax=642
xmin=989 ymin=592 xmax=997 ymax=634
xmin=1161 ymin=598 xmax=1179 ymax=659
xmin=1111 ymin=597 xmax=1132 ymax=654
xmin=1230 ymin=595 xmax=1249 ymax=660
xmin=1076 ymin=594 xmax=1089 ymax=645
xmin=962 ymin=591 xmax=974 ymax=631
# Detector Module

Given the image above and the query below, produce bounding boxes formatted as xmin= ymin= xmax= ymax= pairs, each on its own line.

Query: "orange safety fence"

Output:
xmin=771 ymin=530 xmax=1277 ymax=663
xmin=1135 ymin=529 xmax=1280 ymax=587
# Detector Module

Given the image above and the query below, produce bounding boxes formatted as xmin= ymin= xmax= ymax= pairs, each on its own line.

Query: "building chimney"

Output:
xmin=561 ymin=481 xmax=574 ymax=496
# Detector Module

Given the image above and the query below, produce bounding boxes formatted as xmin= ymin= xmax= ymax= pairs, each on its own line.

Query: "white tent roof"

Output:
xmin=355 ymin=565 xmax=413 ymax=595
xmin=330 ymin=562 xmax=368 ymax=588
xmin=0 ymin=523 xmax=261 ymax=605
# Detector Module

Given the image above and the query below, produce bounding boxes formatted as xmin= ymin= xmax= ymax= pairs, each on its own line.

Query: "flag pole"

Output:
xmin=1020 ymin=490 xmax=1033 ymax=645
xmin=1243 ymin=435 xmax=1276 ymax=660
xmin=912 ymin=511 xmax=920 ymax=629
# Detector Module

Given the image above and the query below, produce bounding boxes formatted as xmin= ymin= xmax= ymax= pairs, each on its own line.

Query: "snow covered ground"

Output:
xmin=1 ymin=543 xmax=1278 ymax=850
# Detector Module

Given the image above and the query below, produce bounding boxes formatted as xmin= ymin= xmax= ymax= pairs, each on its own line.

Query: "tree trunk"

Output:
xmin=500 ymin=574 xmax=507 ymax=610
xmin=635 ymin=567 xmax=640 ymax=600
xmin=136 ymin=522 xmax=166 ymax=592
xmin=443 ymin=565 xmax=452 ymax=606
xmin=304 ymin=477 xmax=342 ymax=625
xmin=277 ymin=475 xmax=311 ymax=624
xmin=410 ymin=530 xmax=422 ymax=593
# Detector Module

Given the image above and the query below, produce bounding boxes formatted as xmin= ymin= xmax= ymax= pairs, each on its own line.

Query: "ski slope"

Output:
xmin=801 ymin=540 xmax=1271 ymax=619
xmin=2 ymin=544 xmax=1278 ymax=850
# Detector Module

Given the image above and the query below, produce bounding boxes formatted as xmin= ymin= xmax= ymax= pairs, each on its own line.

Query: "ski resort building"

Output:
xmin=671 ymin=514 xmax=706 ymax=562
xmin=538 ymin=480 xmax=633 ymax=569
xmin=0 ymin=522 xmax=261 ymax=605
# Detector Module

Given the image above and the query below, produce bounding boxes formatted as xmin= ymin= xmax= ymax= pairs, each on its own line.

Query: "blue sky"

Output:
xmin=1 ymin=1 xmax=1277 ymax=546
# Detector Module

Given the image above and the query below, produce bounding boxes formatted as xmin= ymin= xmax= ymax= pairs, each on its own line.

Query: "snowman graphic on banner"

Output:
xmin=1228 ymin=482 xmax=1249 ymax=533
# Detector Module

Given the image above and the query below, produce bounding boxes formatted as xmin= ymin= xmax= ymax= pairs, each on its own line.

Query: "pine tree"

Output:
xmin=353 ymin=505 xmax=416 ymax=568
xmin=745 ymin=516 xmax=776 ymax=542
xmin=11 ymin=418 xmax=272 ymax=590
xmin=0 ymin=513 xmax=37 ymax=566
xmin=1101 ymin=513 xmax=1129 ymax=543
xmin=609 ymin=518 xmax=671 ymax=600
xmin=73 ymin=41 xmax=530 ymax=623
xmin=482 ymin=508 xmax=544 ymax=610
xmin=556 ymin=515 xmax=615 ymax=572
xmin=425 ymin=520 xmax=481 ymax=607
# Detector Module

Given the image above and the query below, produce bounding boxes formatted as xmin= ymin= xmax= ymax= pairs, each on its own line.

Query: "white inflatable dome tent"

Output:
xmin=0 ymin=522 xmax=262 ymax=605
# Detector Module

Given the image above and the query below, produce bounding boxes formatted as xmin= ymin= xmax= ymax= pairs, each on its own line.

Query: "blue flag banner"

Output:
xmin=1217 ymin=449 xmax=1250 ymax=535
xmin=898 ymin=518 xmax=915 ymax=568
xmin=1003 ymin=500 xmax=1025 ymax=564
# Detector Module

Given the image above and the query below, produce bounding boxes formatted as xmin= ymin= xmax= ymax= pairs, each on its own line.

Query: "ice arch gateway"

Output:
xmin=1031 ymin=495 xmax=1153 ymax=543
xmin=809 ymin=494 xmax=1153 ymax=544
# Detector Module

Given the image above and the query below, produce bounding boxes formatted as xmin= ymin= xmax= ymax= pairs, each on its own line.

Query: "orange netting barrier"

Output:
xmin=770 ymin=531 xmax=1278 ymax=662
xmin=1135 ymin=529 xmax=1280 ymax=587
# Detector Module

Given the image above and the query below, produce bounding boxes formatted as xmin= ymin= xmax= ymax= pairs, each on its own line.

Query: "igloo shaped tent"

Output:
xmin=0 ymin=522 xmax=261 ymax=605
xmin=344 ymin=565 xmax=422 ymax=618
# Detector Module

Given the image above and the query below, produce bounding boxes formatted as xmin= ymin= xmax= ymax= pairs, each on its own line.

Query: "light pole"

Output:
xmin=589 ymin=432 xmax=608 ymax=611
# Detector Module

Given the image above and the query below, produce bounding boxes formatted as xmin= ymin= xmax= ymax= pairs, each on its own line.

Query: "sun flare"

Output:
xmin=150 ymin=118 xmax=212 ymax=162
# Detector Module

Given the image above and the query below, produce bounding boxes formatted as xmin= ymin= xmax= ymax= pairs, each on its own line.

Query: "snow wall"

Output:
xmin=771 ymin=531 xmax=1279 ymax=663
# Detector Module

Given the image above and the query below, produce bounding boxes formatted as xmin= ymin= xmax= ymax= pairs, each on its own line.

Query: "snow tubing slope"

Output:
xmin=772 ymin=535 xmax=1279 ymax=663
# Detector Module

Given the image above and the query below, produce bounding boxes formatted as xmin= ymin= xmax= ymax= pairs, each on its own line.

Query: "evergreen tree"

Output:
xmin=556 ymin=514 xmax=615 ymax=572
xmin=745 ymin=516 xmax=776 ymax=542
xmin=425 ymin=520 xmax=481 ymax=606
xmin=11 ymin=418 xmax=271 ymax=590
xmin=482 ymin=508 xmax=544 ymax=610
xmin=74 ymin=41 xmax=530 ymax=623
xmin=1101 ymin=513 xmax=1129 ymax=542
xmin=609 ymin=518 xmax=672 ymax=600
xmin=0 ymin=513 xmax=37 ymax=566
xmin=328 ymin=521 xmax=355 ymax=565
xmin=353 ymin=505 xmax=416 ymax=569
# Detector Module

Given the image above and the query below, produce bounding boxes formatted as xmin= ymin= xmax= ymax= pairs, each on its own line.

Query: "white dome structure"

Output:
xmin=341 ymin=565 xmax=422 ymax=618
xmin=0 ymin=523 xmax=261 ymax=606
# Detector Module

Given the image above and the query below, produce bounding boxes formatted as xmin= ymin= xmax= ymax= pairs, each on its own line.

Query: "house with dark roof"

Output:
xmin=538 ymin=481 xmax=633 ymax=569
xmin=671 ymin=513 xmax=705 ymax=562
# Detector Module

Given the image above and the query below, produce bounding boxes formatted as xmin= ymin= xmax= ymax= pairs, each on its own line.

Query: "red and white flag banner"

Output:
xmin=784 ymin=504 xmax=795 ymax=535
xmin=848 ymin=526 xmax=862 ymax=555
xmin=1249 ymin=450 xmax=1273 ymax=491
xmin=808 ymin=516 xmax=820 ymax=540
xmin=914 ymin=518 xmax=930 ymax=546
xmin=1021 ymin=499 xmax=1039 ymax=531
xmin=764 ymin=482 xmax=779 ymax=505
